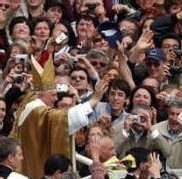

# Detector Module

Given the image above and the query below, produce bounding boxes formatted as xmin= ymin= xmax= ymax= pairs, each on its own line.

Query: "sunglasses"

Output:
xmin=91 ymin=61 xmax=107 ymax=68
xmin=146 ymin=61 xmax=160 ymax=67
xmin=0 ymin=3 xmax=10 ymax=10
xmin=71 ymin=75 xmax=86 ymax=80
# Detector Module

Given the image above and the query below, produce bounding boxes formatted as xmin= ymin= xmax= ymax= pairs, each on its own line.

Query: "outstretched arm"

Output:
xmin=68 ymin=79 xmax=108 ymax=135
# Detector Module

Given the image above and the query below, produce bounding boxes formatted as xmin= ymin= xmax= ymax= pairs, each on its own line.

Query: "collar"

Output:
xmin=130 ymin=128 xmax=145 ymax=143
xmin=18 ymin=99 xmax=46 ymax=126
xmin=0 ymin=164 xmax=13 ymax=171
xmin=167 ymin=123 xmax=182 ymax=140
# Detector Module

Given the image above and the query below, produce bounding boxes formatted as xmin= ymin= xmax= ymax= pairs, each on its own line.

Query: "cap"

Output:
xmin=98 ymin=21 xmax=122 ymax=48
xmin=44 ymin=0 xmax=64 ymax=11
xmin=145 ymin=48 xmax=165 ymax=62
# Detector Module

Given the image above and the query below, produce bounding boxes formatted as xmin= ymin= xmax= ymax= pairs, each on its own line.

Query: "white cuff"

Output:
xmin=150 ymin=129 xmax=160 ymax=139
xmin=68 ymin=102 xmax=93 ymax=135
xmin=122 ymin=129 xmax=129 ymax=137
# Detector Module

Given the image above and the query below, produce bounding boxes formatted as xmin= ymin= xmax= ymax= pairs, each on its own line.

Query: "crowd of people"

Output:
xmin=0 ymin=0 xmax=182 ymax=178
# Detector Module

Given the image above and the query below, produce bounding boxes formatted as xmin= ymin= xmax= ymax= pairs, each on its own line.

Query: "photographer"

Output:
xmin=3 ymin=54 xmax=31 ymax=96
xmin=152 ymin=100 xmax=182 ymax=169
xmin=159 ymin=33 xmax=182 ymax=84
xmin=114 ymin=103 xmax=169 ymax=160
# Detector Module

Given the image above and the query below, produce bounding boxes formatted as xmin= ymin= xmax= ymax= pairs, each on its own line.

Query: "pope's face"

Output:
xmin=41 ymin=89 xmax=58 ymax=107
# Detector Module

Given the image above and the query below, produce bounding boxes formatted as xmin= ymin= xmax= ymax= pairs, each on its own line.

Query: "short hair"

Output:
xmin=108 ymin=78 xmax=131 ymax=97
xmin=54 ymin=92 xmax=74 ymax=108
xmin=70 ymin=66 xmax=91 ymax=83
xmin=158 ymin=33 xmax=181 ymax=49
xmin=0 ymin=136 xmax=20 ymax=163
xmin=32 ymin=16 xmax=52 ymax=34
xmin=9 ymin=16 xmax=32 ymax=35
xmin=44 ymin=154 xmax=71 ymax=175
xmin=76 ymin=11 xmax=98 ymax=28
xmin=86 ymin=49 xmax=110 ymax=63
xmin=125 ymin=147 xmax=150 ymax=172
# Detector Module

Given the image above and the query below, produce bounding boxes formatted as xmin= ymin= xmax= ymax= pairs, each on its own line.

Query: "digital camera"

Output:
xmin=13 ymin=74 xmax=25 ymax=84
xmin=55 ymin=32 xmax=67 ymax=44
xmin=56 ymin=84 xmax=68 ymax=93
xmin=68 ymin=56 xmax=78 ymax=65
xmin=131 ymin=115 xmax=141 ymax=124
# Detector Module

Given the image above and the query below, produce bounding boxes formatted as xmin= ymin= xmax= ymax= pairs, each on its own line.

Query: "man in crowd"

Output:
xmin=0 ymin=136 xmax=23 ymax=178
xmin=152 ymin=100 xmax=182 ymax=168
xmin=42 ymin=154 xmax=72 ymax=179
xmin=114 ymin=103 xmax=169 ymax=159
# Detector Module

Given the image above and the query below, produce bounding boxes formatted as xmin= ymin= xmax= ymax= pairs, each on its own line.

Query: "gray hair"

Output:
xmin=86 ymin=49 xmax=110 ymax=63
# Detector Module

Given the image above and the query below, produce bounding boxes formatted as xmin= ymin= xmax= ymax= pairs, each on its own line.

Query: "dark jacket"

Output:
xmin=0 ymin=164 xmax=13 ymax=178
xmin=124 ymin=173 xmax=137 ymax=179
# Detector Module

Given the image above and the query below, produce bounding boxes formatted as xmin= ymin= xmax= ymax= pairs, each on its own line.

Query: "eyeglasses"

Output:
xmin=71 ymin=75 xmax=86 ymax=80
xmin=91 ymin=61 xmax=107 ymax=68
xmin=146 ymin=61 xmax=161 ymax=67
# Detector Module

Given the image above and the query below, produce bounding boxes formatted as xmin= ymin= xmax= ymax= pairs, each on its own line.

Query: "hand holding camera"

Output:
xmin=131 ymin=113 xmax=152 ymax=131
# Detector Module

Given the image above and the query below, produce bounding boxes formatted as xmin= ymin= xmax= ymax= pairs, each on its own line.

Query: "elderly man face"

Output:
xmin=168 ymin=106 xmax=182 ymax=133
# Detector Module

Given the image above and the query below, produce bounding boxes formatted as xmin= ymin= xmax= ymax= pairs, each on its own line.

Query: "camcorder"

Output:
xmin=55 ymin=32 xmax=67 ymax=44
xmin=85 ymin=2 xmax=97 ymax=11
xmin=15 ymin=54 xmax=28 ymax=64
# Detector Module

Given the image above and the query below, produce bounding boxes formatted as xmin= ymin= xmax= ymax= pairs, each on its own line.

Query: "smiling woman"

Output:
xmin=32 ymin=16 xmax=51 ymax=44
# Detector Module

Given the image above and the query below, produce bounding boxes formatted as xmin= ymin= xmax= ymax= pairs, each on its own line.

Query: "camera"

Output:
xmin=169 ymin=65 xmax=182 ymax=75
xmin=13 ymin=74 xmax=25 ymax=84
xmin=85 ymin=2 xmax=97 ymax=11
xmin=55 ymin=32 xmax=67 ymax=44
xmin=165 ymin=94 xmax=176 ymax=104
xmin=173 ymin=49 xmax=182 ymax=58
xmin=68 ymin=56 xmax=78 ymax=65
xmin=131 ymin=115 xmax=141 ymax=124
xmin=15 ymin=54 xmax=28 ymax=64
xmin=56 ymin=84 xmax=68 ymax=93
